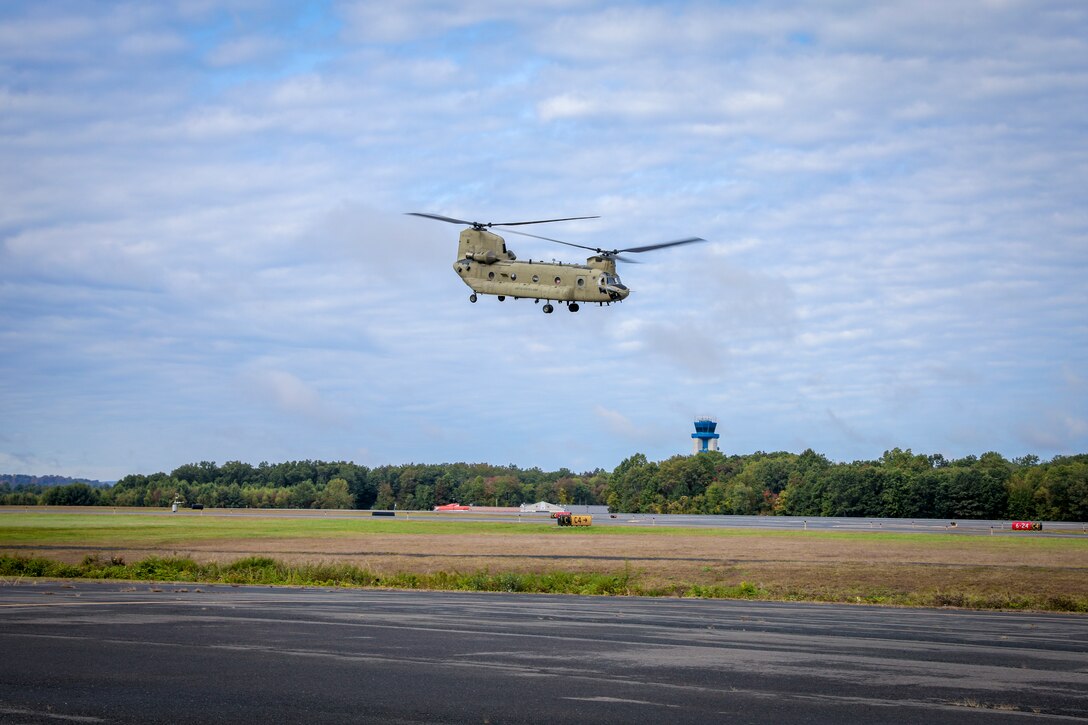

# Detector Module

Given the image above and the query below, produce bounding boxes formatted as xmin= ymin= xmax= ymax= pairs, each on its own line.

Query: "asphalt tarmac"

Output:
xmin=0 ymin=581 xmax=1085 ymax=723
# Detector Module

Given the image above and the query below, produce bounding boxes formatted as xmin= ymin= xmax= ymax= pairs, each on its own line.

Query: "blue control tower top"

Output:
xmin=692 ymin=417 xmax=720 ymax=453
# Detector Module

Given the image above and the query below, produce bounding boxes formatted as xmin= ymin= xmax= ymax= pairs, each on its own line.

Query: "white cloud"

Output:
xmin=245 ymin=368 xmax=348 ymax=426
xmin=0 ymin=0 xmax=1085 ymax=478
xmin=205 ymin=33 xmax=283 ymax=66
xmin=119 ymin=31 xmax=188 ymax=56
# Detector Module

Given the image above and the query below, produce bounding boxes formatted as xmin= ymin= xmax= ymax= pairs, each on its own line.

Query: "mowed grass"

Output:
xmin=1 ymin=510 xmax=1086 ymax=611
xmin=2 ymin=510 xmax=1085 ymax=547
xmin=0 ymin=511 xmax=478 ymax=545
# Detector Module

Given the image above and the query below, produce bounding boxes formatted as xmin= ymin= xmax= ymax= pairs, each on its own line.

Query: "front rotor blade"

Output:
xmin=497 ymin=227 xmax=601 ymax=252
xmin=619 ymin=237 xmax=707 ymax=254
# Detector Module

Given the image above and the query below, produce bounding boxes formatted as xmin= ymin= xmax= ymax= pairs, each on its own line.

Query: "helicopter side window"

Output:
xmin=554 ymin=276 xmax=561 ymax=285
xmin=510 ymin=273 xmax=517 ymax=281
xmin=488 ymin=271 xmax=495 ymax=280
xmin=532 ymin=274 xmax=539 ymax=283
xmin=577 ymin=277 xmax=585 ymax=287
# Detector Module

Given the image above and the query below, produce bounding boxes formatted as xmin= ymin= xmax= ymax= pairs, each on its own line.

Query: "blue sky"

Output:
xmin=1 ymin=1 xmax=1086 ymax=481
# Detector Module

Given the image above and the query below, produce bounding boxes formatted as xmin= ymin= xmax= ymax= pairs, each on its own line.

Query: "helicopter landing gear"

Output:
xmin=469 ymin=294 xmax=477 ymax=303
xmin=542 ymin=303 xmax=554 ymax=314
xmin=568 ymin=303 xmax=579 ymax=312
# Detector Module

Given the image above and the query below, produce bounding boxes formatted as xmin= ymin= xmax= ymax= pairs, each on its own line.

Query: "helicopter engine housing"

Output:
xmin=459 ymin=228 xmax=513 ymax=265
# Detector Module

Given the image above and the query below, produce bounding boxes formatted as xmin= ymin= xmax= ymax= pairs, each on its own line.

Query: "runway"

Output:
xmin=0 ymin=582 xmax=1085 ymax=723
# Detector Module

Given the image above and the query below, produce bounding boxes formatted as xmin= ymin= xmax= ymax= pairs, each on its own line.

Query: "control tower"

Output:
xmin=692 ymin=417 xmax=720 ymax=453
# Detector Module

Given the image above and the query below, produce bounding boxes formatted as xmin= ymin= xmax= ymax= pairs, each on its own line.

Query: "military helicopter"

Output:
xmin=407 ymin=212 xmax=705 ymax=313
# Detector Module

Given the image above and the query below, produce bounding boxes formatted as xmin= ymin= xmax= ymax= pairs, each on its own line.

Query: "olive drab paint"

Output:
xmin=454 ymin=227 xmax=629 ymax=309
xmin=406 ymin=212 xmax=705 ymax=314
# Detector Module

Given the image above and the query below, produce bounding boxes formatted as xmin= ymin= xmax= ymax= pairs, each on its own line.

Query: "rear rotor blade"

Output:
xmin=495 ymin=215 xmax=599 ymax=227
xmin=405 ymin=212 xmax=476 ymax=226
xmin=406 ymin=212 xmax=598 ymax=229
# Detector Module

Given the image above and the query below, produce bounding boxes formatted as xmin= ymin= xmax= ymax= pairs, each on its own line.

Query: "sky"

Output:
xmin=1 ymin=1 xmax=1086 ymax=481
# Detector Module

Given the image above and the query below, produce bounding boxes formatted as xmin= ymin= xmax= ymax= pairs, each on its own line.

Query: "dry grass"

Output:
xmin=9 ymin=527 xmax=1086 ymax=609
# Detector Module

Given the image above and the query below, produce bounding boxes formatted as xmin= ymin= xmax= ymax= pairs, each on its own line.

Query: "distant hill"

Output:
xmin=0 ymin=474 xmax=113 ymax=489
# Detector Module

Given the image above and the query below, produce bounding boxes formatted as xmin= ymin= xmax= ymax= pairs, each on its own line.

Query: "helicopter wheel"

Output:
xmin=469 ymin=294 xmax=477 ymax=303
xmin=498 ymin=295 xmax=505 ymax=301
xmin=543 ymin=303 xmax=554 ymax=314
xmin=568 ymin=303 xmax=579 ymax=312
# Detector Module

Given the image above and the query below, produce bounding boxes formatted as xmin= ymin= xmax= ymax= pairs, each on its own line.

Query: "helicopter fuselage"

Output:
xmin=454 ymin=228 xmax=629 ymax=308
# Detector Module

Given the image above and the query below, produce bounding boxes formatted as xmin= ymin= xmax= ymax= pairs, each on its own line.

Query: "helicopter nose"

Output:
xmin=606 ymin=284 xmax=629 ymax=300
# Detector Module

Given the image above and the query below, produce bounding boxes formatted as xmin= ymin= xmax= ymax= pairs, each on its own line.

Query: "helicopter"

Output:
xmin=406 ymin=212 xmax=706 ymax=313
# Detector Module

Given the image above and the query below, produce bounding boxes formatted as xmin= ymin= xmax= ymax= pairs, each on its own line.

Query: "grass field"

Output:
xmin=2 ymin=509 xmax=1086 ymax=611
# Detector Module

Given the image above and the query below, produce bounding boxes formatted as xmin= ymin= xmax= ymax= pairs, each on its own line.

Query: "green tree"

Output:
xmin=373 ymin=482 xmax=395 ymax=510
xmin=171 ymin=461 xmax=218 ymax=485
xmin=42 ymin=483 xmax=101 ymax=506
xmin=411 ymin=483 xmax=435 ymax=510
xmin=218 ymin=460 xmax=258 ymax=488
xmin=316 ymin=478 xmax=354 ymax=509
xmin=881 ymin=448 xmax=931 ymax=473
xmin=1006 ymin=472 xmax=1036 ymax=519
xmin=456 ymin=476 xmax=487 ymax=506
xmin=289 ymin=481 xmax=317 ymax=509
xmin=721 ymin=478 xmax=761 ymax=514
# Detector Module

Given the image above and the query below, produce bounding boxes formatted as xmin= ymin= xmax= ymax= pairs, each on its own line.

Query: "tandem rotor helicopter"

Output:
xmin=406 ymin=212 xmax=706 ymax=313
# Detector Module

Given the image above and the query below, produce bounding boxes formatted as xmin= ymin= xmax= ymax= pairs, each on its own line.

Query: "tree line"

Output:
xmin=605 ymin=449 xmax=1087 ymax=521
xmin=0 ymin=460 xmax=607 ymax=512
xmin=2 ymin=449 xmax=1085 ymax=521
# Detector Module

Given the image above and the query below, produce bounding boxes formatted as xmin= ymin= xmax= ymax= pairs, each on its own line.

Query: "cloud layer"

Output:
xmin=1 ymin=1 xmax=1085 ymax=479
